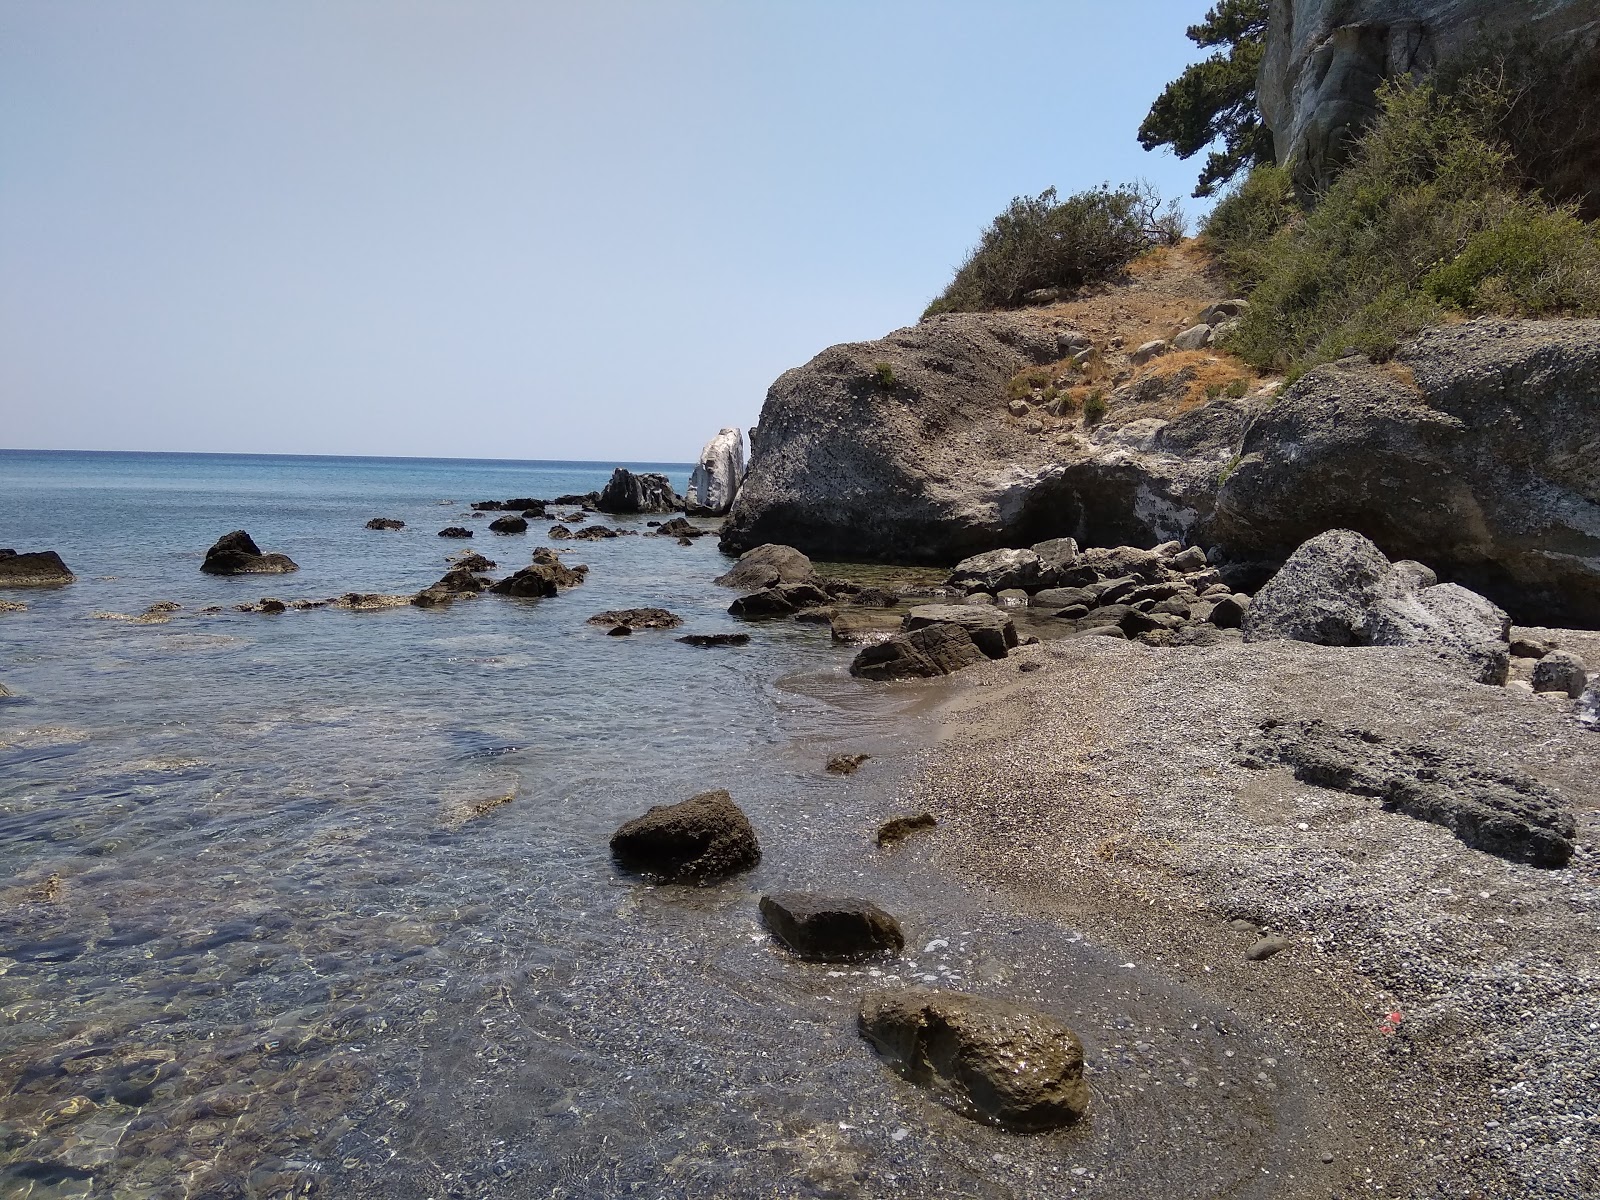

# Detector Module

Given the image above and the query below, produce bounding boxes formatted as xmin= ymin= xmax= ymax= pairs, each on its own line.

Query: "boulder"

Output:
xmin=596 ymin=468 xmax=679 ymax=514
xmin=489 ymin=515 xmax=528 ymax=534
xmin=1030 ymin=537 xmax=1080 ymax=581
xmin=1532 ymin=651 xmax=1590 ymax=699
xmin=849 ymin=622 xmax=989 ymax=680
xmin=830 ymin=608 xmax=904 ymax=645
xmin=1242 ymin=719 xmax=1576 ymax=867
xmin=1579 ymin=678 xmax=1600 ymax=729
xmin=365 ymin=518 xmax=404 ymax=530
xmin=714 ymin=543 xmax=815 ymax=590
xmin=1171 ymin=323 xmax=1214 ymax=351
xmin=438 ymin=526 xmax=474 ymax=539
xmin=677 ymin=632 xmax=750 ymax=647
xmin=0 ymin=550 xmax=75 ymax=587
xmin=572 ymin=525 xmax=625 ymax=540
xmin=452 ymin=552 xmax=496 ymax=572
xmin=200 ymin=531 xmax=298 ymax=575
xmin=759 ymin=893 xmax=904 ymax=962
xmin=1030 ymin=586 xmax=1097 ymax=610
xmin=609 ymin=789 xmax=761 ymax=883
xmin=858 ymin=989 xmax=1090 ymax=1132
xmin=655 ymin=516 xmax=712 ymax=538
xmin=947 ymin=549 xmax=1043 ymax=593
xmin=489 ymin=549 xmax=587 ymax=597
xmin=587 ymin=607 xmax=683 ymax=630
xmin=1243 ymin=530 xmax=1510 ymax=684
xmin=686 ymin=427 xmax=745 ymax=516
xmin=548 ymin=524 xmax=573 ymax=540
xmin=902 ymin=605 xmax=1017 ymax=660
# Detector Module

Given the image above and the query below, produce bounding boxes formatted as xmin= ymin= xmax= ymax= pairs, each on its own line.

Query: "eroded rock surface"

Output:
xmin=687 ymin=427 xmax=745 ymax=515
xmin=714 ymin=544 xmax=815 ymax=590
xmin=596 ymin=468 xmax=679 ymax=514
xmin=849 ymin=623 xmax=989 ymax=680
xmin=858 ymin=989 xmax=1090 ymax=1132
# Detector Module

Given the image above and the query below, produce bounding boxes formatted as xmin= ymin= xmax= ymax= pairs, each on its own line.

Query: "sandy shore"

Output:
xmin=887 ymin=633 xmax=1599 ymax=1198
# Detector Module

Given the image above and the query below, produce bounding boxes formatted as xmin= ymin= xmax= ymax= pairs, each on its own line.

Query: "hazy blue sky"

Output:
xmin=2 ymin=2 xmax=1219 ymax=461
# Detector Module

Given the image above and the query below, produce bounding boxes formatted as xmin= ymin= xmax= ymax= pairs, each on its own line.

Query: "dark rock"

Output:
xmin=0 ymin=550 xmax=75 ymax=587
xmin=438 ymin=526 xmax=474 ymax=539
xmin=1076 ymin=603 xmax=1133 ymax=631
xmin=552 ymin=492 xmax=599 ymax=506
xmin=655 ymin=516 xmax=712 ymax=538
xmin=729 ymin=581 xmax=830 ymax=619
xmin=849 ymin=587 xmax=900 ymax=608
xmin=1030 ymin=537 xmax=1080 ymax=582
xmin=826 ymin=753 xmax=870 ymax=775
xmin=452 ymin=552 xmax=496 ymax=572
xmin=793 ymin=606 xmax=834 ymax=624
xmin=488 ymin=515 xmax=528 ymax=534
xmin=876 ymin=812 xmax=937 ymax=846
xmin=489 ymin=549 xmax=587 ymax=597
xmin=677 ymin=632 xmax=751 ymax=647
xmin=760 ymin=893 xmax=904 ymax=962
xmin=548 ymin=524 xmax=573 ymax=540
xmin=258 ymin=598 xmax=287 ymax=614
xmin=1241 ymin=719 xmax=1577 ymax=867
xmin=858 ymin=988 xmax=1090 ymax=1132
xmin=901 ymin=605 xmax=1017 ymax=660
xmin=1208 ymin=594 xmax=1250 ymax=629
xmin=714 ymin=544 xmax=815 ymax=590
xmin=365 ymin=518 xmax=404 ymax=530
xmin=201 ymin=531 xmax=298 ymax=575
xmin=596 ymin=467 xmax=680 ymax=514
xmin=1243 ymin=530 xmax=1510 ymax=684
xmin=1030 ymin=586 xmax=1097 ymax=609
xmin=587 ymin=608 xmax=683 ymax=630
xmin=1532 ymin=651 xmax=1589 ymax=699
xmin=607 ymin=624 xmax=631 ymax=636
xmin=850 ymin=622 xmax=988 ymax=680
xmin=609 ymin=789 xmax=760 ymax=883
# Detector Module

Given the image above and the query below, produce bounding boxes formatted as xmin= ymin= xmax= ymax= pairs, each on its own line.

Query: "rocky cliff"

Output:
xmin=1260 ymin=0 xmax=1600 ymax=192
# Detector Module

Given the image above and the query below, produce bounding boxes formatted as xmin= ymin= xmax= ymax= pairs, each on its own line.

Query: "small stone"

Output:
xmin=826 ymin=753 xmax=870 ymax=775
xmin=1246 ymin=936 xmax=1291 ymax=961
xmin=876 ymin=812 xmax=937 ymax=847
xmin=1532 ymin=650 xmax=1588 ymax=699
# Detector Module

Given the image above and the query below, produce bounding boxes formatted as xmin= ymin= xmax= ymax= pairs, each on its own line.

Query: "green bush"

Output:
xmin=871 ymin=362 xmax=897 ymax=390
xmin=924 ymin=183 xmax=1185 ymax=318
xmin=1220 ymin=78 xmax=1600 ymax=377
xmin=1082 ymin=388 xmax=1108 ymax=426
xmin=1199 ymin=162 xmax=1299 ymax=290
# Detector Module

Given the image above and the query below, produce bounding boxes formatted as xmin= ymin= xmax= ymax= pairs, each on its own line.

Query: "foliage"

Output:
xmin=1006 ymin=365 xmax=1055 ymax=401
xmin=1139 ymin=0 xmax=1272 ymax=198
xmin=924 ymin=184 xmax=1185 ymax=318
xmin=1220 ymin=78 xmax=1600 ymax=377
xmin=1199 ymin=163 xmax=1300 ymax=290
xmin=871 ymin=362 xmax=897 ymax=390
xmin=1082 ymin=388 xmax=1108 ymax=426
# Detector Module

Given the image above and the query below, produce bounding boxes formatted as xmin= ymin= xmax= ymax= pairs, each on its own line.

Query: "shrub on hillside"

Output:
xmin=1198 ymin=162 xmax=1299 ymax=290
xmin=1218 ymin=78 xmax=1600 ymax=377
xmin=924 ymin=183 xmax=1185 ymax=318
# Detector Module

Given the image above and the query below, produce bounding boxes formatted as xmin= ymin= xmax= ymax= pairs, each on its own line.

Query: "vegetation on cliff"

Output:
xmin=923 ymin=184 xmax=1184 ymax=318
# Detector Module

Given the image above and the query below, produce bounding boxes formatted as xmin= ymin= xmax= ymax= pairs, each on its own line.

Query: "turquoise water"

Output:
xmin=0 ymin=451 xmax=1318 ymax=1199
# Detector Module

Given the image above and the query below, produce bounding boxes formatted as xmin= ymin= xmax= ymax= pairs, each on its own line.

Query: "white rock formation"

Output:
xmin=687 ymin=427 xmax=745 ymax=516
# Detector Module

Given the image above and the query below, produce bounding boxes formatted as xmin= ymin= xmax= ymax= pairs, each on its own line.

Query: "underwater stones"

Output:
xmin=200 ymin=531 xmax=297 ymax=575
xmin=609 ymin=789 xmax=761 ymax=883
xmin=858 ymin=988 xmax=1090 ymax=1132
xmin=586 ymin=608 xmax=683 ymax=630
xmin=759 ymin=893 xmax=904 ymax=962
xmin=0 ymin=549 xmax=76 ymax=587
xmin=825 ymin=753 xmax=870 ymax=775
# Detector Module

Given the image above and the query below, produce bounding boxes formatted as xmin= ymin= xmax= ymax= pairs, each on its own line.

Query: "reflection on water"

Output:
xmin=3 ymin=453 xmax=1327 ymax=1198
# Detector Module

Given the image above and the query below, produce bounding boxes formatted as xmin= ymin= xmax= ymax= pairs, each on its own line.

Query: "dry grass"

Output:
xmin=1138 ymin=350 xmax=1257 ymax=412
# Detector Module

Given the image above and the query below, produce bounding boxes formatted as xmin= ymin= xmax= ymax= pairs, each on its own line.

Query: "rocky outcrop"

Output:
xmin=849 ymin=622 xmax=989 ymax=680
xmin=1243 ymin=530 xmax=1511 ymax=683
xmin=596 ymin=468 xmax=679 ymax=514
xmin=1259 ymin=0 xmax=1600 ymax=195
xmin=901 ymin=605 xmax=1017 ymax=660
xmin=727 ymin=582 xmax=830 ymax=618
xmin=586 ymin=608 xmax=683 ymax=630
xmin=687 ymin=427 xmax=745 ymax=515
xmin=609 ymin=789 xmax=761 ymax=883
xmin=0 ymin=550 xmax=75 ymax=587
xmin=200 ymin=531 xmax=298 ymax=575
xmin=488 ymin=548 xmax=588 ymax=597
xmin=858 ymin=989 xmax=1090 ymax=1132
xmin=759 ymin=893 xmax=904 ymax=961
xmin=1241 ymin=718 xmax=1577 ymax=866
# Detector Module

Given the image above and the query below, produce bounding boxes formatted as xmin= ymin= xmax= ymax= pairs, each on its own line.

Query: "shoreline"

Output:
xmin=882 ymin=632 xmax=1598 ymax=1198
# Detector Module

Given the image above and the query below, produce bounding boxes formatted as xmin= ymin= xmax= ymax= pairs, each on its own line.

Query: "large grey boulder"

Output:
xmin=595 ymin=468 xmax=679 ymax=514
xmin=1243 ymin=530 xmax=1509 ymax=683
xmin=713 ymin=543 xmax=815 ymax=590
xmin=1259 ymin=0 xmax=1600 ymax=196
xmin=0 ymin=550 xmax=74 ymax=587
xmin=686 ymin=427 xmax=745 ymax=516
xmin=858 ymin=989 xmax=1090 ymax=1132
xmin=947 ymin=548 xmax=1043 ymax=593
xmin=1532 ymin=650 xmax=1590 ymax=698
xmin=1212 ymin=319 xmax=1600 ymax=626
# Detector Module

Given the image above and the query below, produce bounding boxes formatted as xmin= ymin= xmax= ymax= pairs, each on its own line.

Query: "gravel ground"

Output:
xmin=893 ymin=634 xmax=1599 ymax=1199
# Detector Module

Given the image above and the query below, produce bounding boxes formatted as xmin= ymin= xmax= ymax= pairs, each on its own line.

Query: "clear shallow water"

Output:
xmin=1 ymin=451 xmax=1329 ymax=1199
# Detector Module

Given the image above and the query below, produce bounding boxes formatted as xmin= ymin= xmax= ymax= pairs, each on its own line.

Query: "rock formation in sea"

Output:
xmin=0 ymin=549 xmax=75 ymax=587
xmin=200 ymin=531 xmax=298 ymax=575
xmin=686 ymin=427 xmax=745 ymax=516
xmin=595 ymin=467 xmax=680 ymax=514
xmin=1259 ymin=0 xmax=1600 ymax=197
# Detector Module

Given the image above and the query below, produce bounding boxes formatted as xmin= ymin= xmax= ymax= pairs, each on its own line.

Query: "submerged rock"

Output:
xmin=609 ymin=789 xmax=761 ymax=883
xmin=714 ymin=544 xmax=815 ymax=590
xmin=586 ymin=608 xmax=683 ymax=630
xmin=858 ymin=988 xmax=1090 ymax=1132
xmin=0 ymin=550 xmax=75 ymax=587
xmin=596 ymin=467 xmax=680 ymax=514
xmin=677 ymin=632 xmax=751 ymax=647
xmin=825 ymin=753 xmax=870 ymax=775
xmin=1241 ymin=718 xmax=1576 ymax=867
xmin=759 ymin=893 xmax=904 ymax=962
xmin=200 ymin=531 xmax=298 ymax=575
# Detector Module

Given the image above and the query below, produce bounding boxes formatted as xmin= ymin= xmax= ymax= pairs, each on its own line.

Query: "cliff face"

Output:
xmin=1260 ymin=0 xmax=1600 ymax=191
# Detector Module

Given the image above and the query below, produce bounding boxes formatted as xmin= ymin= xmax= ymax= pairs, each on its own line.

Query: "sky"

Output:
xmin=1 ymin=1 xmax=1221 ymax=462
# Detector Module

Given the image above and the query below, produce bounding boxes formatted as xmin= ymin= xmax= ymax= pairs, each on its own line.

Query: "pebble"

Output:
xmin=1246 ymin=936 xmax=1291 ymax=961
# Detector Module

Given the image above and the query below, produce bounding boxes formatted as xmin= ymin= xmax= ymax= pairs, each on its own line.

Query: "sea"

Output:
xmin=1 ymin=450 xmax=1318 ymax=1200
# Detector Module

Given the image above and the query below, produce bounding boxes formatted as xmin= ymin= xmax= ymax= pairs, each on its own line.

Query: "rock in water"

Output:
xmin=490 ymin=549 xmax=588 ymax=597
xmin=687 ymin=427 xmax=745 ymax=516
xmin=595 ymin=468 xmax=680 ymax=514
xmin=676 ymin=632 xmax=750 ymax=647
xmin=825 ymin=753 xmax=870 ymax=775
xmin=857 ymin=989 xmax=1090 ymax=1132
xmin=0 ymin=550 xmax=75 ymax=587
xmin=586 ymin=608 xmax=683 ymax=630
xmin=655 ymin=516 xmax=712 ymax=538
xmin=488 ymin=514 xmax=528 ymax=534
xmin=728 ymin=581 xmax=830 ymax=618
xmin=438 ymin=526 xmax=474 ymax=539
xmin=1241 ymin=719 xmax=1577 ymax=867
xmin=609 ymin=789 xmax=761 ymax=883
xmin=901 ymin=605 xmax=1017 ymax=660
xmin=1242 ymin=530 xmax=1510 ymax=684
xmin=365 ymin=518 xmax=404 ymax=530
xmin=876 ymin=812 xmax=937 ymax=847
xmin=759 ymin=893 xmax=904 ymax=961
xmin=200 ymin=531 xmax=298 ymax=575
xmin=713 ymin=543 xmax=815 ymax=590
xmin=849 ymin=622 xmax=988 ymax=680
